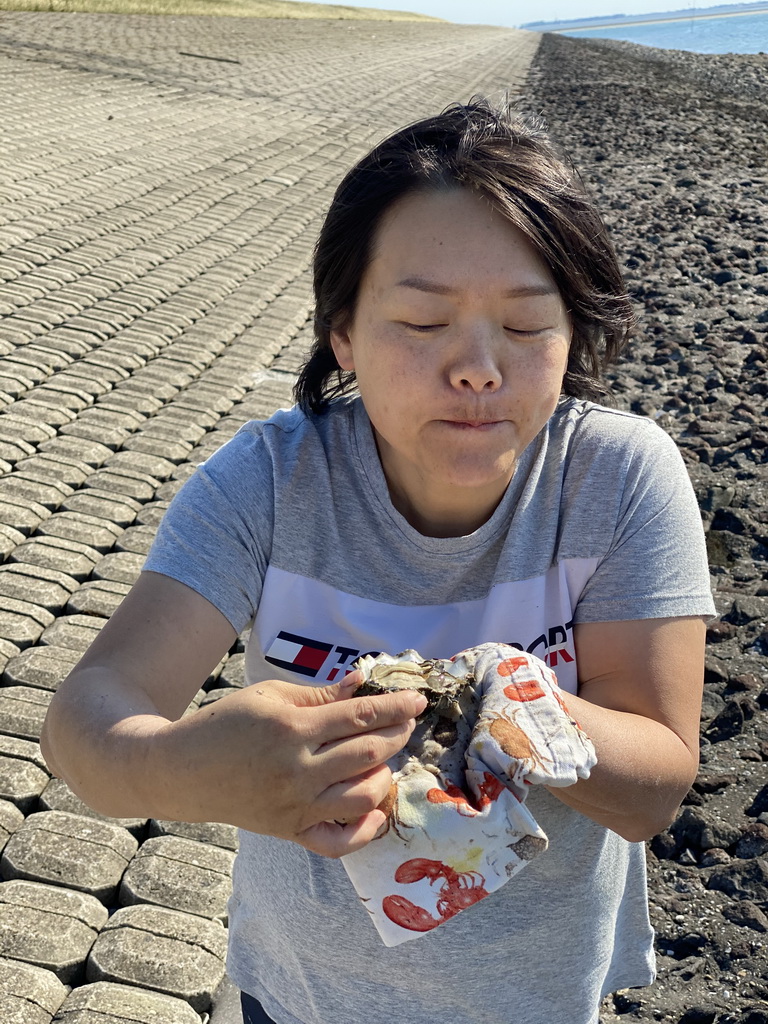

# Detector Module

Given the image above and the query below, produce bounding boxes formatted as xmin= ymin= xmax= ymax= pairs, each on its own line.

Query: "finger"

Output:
xmin=315 ymin=718 xmax=416 ymax=782
xmin=298 ymin=810 xmax=388 ymax=858
xmin=312 ymin=763 xmax=393 ymax=824
xmin=264 ymin=670 xmax=364 ymax=710
xmin=309 ymin=689 xmax=427 ymax=748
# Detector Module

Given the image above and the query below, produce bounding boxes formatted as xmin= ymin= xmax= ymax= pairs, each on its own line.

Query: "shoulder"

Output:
xmin=549 ymin=398 xmax=685 ymax=480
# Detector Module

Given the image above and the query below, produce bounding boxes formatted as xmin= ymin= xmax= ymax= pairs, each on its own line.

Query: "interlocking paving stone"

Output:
xmin=58 ymin=489 xmax=142 ymax=529
xmin=8 ymin=537 xmax=102 ymax=582
xmin=38 ymin=615 xmax=104 ymax=654
xmin=0 ymin=498 xmax=50 ymax=537
xmin=2 ymin=645 xmax=78 ymax=692
xmin=34 ymin=511 xmax=124 ymax=552
xmin=12 ymin=453 xmax=94 ymax=489
xmin=113 ymin=524 xmax=156 ymax=556
xmin=148 ymin=819 xmax=238 ymax=853
xmin=86 ymin=904 xmax=227 ymax=1013
xmin=1 ymin=810 xmax=138 ymax=902
xmin=0 ymin=9 xmax=541 ymax=1014
xmin=0 ymin=800 xmax=25 ymax=851
xmin=0 ymin=879 xmax=108 ymax=984
xmin=0 ymin=524 xmax=25 ymax=560
xmin=217 ymin=653 xmax=245 ymax=689
xmin=38 ymin=780 xmax=146 ymax=840
xmin=89 ymin=552 xmax=144 ymax=586
xmin=51 ymin=981 xmax=204 ymax=1024
xmin=0 ymin=956 xmax=68 ymax=1024
xmin=119 ymin=836 xmax=235 ymax=921
xmin=0 ymin=747 xmax=49 ymax=813
xmin=0 ymin=564 xmax=79 ymax=613
xmin=0 ymin=686 xmax=52 ymax=742
xmin=0 ymin=600 xmax=56 ymax=651
xmin=66 ymin=580 xmax=130 ymax=619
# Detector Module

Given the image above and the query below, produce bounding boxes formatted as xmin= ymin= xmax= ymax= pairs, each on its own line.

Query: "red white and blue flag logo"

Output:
xmin=264 ymin=631 xmax=334 ymax=679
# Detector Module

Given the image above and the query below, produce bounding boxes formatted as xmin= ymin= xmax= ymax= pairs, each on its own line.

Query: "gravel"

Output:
xmin=526 ymin=32 xmax=768 ymax=1024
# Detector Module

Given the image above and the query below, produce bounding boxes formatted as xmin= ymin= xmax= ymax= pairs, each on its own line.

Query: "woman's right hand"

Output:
xmin=155 ymin=671 xmax=425 ymax=856
xmin=41 ymin=571 xmax=425 ymax=859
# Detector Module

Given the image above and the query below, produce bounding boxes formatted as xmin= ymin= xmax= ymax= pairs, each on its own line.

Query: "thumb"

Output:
xmin=268 ymin=670 xmax=362 ymax=709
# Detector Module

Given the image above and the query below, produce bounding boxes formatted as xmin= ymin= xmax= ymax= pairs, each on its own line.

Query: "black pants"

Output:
xmin=241 ymin=992 xmax=278 ymax=1024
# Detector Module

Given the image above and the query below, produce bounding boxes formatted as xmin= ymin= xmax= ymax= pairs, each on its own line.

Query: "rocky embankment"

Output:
xmin=527 ymin=33 xmax=768 ymax=1024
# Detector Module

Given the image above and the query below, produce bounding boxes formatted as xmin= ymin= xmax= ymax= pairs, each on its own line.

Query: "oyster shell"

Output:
xmin=353 ymin=650 xmax=479 ymax=784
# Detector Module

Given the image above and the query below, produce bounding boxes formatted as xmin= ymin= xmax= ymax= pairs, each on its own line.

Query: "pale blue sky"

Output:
xmin=324 ymin=0 xmax=753 ymax=26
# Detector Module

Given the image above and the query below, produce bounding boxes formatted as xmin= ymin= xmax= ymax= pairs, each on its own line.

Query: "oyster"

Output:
xmin=353 ymin=650 xmax=480 ymax=784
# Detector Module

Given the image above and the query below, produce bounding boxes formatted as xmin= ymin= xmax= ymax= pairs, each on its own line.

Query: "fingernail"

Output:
xmin=408 ymin=692 xmax=428 ymax=713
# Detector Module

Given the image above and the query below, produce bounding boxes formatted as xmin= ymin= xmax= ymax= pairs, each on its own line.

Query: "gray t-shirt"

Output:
xmin=145 ymin=395 xmax=714 ymax=1024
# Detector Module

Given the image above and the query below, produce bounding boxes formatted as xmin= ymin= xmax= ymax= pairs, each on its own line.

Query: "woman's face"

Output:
xmin=330 ymin=188 xmax=572 ymax=538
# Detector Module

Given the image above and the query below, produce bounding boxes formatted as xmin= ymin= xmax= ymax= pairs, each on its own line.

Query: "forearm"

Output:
xmin=41 ymin=667 xmax=183 ymax=820
xmin=548 ymin=691 xmax=698 ymax=842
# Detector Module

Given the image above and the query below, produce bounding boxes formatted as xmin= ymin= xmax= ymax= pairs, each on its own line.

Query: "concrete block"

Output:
xmin=1 ymin=810 xmax=138 ymax=902
xmin=0 ymin=564 xmax=79 ymax=613
xmin=86 ymin=904 xmax=227 ymax=1013
xmin=3 ymin=645 xmax=79 ymax=692
xmin=0 ymin=754 xmax=48 ymax=813
xmin=39 ymin=615 xmax=104 ymax=654
xmin=120 ymin=435 xmax=193 ymax=462
xmin=0 ymin=498 xmax=49 ymax=537
xmin=148 ymin=818 xmax=238 ymax=852
xmin=0 ymin=523 xmax=25 ymax=559
xmin=218 ymin=654 xmax=245 ymax=689
xmin=114 ymin=525 xmax=156 ymax=556
xmin=82 ymin=469 xmax=158 ymax=502
xmin=0 ymin=879 xmax=108 ymax=983
xmin=91 ymin=552 xmax=144 ymax=586
xmin=0 ymin=956 xmax=67 ymax=1023
xmin=0 ymin=686 xmax=52 ymax=741
xmin=0 ymin=599 xmax=55 ymax=650
xmin=106 ymin=451 xmax=176 ymax=483
xmin=37 ymin=437 xmax=113 ymax=468
xmin=34 ymin=512 xmax=123 ymax=553
xmin=9 ymin=538 xmax=101 ymax=582
xmin=59 ymin=489 xmax=141 ymax=528
xmin=52 ymin=981 xmax=203 ymax=1024
xmin=66 ymin=582 xmax=130 ymax=619
xmin=119 ymin=836 xmax=235 ymax=921
xmin=0 ymin=800 xmax=24 ymax=850
xmin=39 ymin=779 xmax=147 ymax=840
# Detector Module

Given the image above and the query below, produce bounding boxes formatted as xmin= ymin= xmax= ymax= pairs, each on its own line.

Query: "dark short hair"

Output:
xmin=294 ymin=98 xmax=634 ymax=413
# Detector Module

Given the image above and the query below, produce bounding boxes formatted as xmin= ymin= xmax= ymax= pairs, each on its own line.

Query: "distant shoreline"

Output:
xmin=527 ymin=6 xmax=768 ymax=32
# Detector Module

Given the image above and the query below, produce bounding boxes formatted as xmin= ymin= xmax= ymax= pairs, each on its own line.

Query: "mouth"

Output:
xmin=441 ymin=419 xmax=503 ymax=429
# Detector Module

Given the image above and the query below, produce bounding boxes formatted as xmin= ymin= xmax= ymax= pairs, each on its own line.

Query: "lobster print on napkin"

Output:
xmin=340 ymin=643 xmax=597 ymax=946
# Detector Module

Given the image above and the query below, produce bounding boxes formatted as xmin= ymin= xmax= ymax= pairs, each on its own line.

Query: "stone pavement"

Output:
xmin=0 ymin=11 xmax=540 ymax=1022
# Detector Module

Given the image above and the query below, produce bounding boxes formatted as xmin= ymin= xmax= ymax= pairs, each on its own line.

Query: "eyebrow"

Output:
xmin=395 ymin=276 xmax=559 ymax=298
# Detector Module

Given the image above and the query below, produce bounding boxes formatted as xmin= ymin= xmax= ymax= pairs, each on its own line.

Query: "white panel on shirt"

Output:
xmin=248 ymin=557 xmax=599 ymax=695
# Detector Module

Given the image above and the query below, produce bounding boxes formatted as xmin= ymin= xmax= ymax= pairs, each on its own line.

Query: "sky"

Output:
xmin=321 ymin=0 xmax=755 ymax=26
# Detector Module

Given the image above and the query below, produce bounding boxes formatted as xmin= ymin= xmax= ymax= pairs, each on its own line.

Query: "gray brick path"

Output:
xmin=0 ymin=10 xmax=539 ymax=1022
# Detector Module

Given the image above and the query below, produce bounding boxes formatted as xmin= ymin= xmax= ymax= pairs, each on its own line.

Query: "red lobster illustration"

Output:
xmin=382 ymin=858 xmax=489 ymax=933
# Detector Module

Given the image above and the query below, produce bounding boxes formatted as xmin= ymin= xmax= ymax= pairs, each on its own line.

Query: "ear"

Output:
xmin=330 ymin=326 xmax=355 ymax=372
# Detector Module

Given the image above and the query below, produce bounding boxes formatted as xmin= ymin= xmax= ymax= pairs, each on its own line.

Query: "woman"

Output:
xmin=42 ymin=99 xmax=714 ymax=1024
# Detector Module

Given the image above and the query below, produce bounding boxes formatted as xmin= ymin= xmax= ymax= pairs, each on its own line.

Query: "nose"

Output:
xmin=447 ymin=328 xmax=503 ymax=393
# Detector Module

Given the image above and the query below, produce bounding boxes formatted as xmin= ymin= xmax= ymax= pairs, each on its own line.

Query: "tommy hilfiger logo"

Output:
xmin=264 ymin=622 xmax=575 ymax=682
xmin=265 ymin=631 xmax=381 ymax=681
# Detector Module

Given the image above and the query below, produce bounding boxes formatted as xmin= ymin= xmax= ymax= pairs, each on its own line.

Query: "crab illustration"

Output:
xmin=482 ymin=707 xmax=553 ymax=778
xmin=382 ymin=857 xmax=489 ymax=932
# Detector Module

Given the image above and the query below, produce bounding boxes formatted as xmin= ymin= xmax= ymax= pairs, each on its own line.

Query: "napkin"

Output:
xmin=340 ymin=643 xmax=597 ymax=946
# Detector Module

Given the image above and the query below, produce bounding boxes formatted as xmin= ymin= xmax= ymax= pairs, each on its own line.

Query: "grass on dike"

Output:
xmin=0 ymin=0 xmax=440 ymax=19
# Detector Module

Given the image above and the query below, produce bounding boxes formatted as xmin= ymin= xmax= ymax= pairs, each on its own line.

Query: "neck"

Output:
xmin=387 ymin=477 xmax=509 ymax=538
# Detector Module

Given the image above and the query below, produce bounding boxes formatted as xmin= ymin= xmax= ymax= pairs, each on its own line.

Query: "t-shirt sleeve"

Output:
xmin=143 ymin=424 xmax=274 ymax=634
xmin=572 ymin=420 xmax=715 ymax=623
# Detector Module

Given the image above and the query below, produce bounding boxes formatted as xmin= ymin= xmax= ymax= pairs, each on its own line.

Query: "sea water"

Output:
xmin=560 ymin=11 xmax=768 ymax=53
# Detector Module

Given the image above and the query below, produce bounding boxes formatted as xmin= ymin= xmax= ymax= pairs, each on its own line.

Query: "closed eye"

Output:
xmin=402 ymin=322 xmax=447 ymax=333
xmin=504 ymin=326 xmax=548 ymax=337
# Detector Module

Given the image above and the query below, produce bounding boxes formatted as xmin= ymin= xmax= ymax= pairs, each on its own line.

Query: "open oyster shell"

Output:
xmin=353 ymin=650 xmax=480 ymax=785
